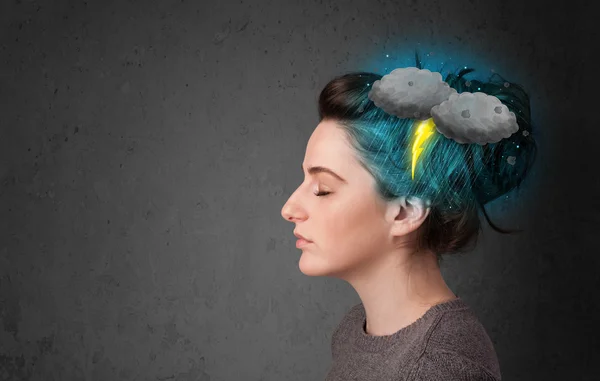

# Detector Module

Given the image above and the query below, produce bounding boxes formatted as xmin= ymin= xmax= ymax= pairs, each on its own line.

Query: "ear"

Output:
xmin=387 ymin=196 xmax=431 ymax=237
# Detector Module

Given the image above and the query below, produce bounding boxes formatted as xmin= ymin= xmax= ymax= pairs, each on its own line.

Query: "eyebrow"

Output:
xmin=302 ymin=164 xmax=347 ymax=184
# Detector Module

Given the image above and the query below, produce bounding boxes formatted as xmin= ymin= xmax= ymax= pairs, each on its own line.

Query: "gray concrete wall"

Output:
xmin=1 ymin=0 xmax=597 ymax=380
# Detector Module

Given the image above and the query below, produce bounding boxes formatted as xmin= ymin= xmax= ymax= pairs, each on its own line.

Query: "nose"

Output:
xmin=281 ymin=200 xmax=295 ymax=222
xmin=281 ymin=191 xmax=303 ymax=222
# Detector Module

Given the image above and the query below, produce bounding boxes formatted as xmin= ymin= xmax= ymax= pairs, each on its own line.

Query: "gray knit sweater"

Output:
xmin=325 ymin=298 xmax=501 ymax=380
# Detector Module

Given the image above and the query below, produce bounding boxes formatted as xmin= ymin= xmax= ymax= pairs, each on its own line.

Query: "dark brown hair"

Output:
xmin=317 ymin=59 xmax=537 ymax=260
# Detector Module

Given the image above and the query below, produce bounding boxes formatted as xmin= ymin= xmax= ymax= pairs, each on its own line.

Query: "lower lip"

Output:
xmin=296 ymin=239 xmax=312 ymax=248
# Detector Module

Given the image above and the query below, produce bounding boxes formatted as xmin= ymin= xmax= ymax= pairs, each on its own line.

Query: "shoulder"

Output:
xmin=409 ymin=350 xmax=501 ymax=381
xmin=415 ymin=304 xmax=501 ymax=379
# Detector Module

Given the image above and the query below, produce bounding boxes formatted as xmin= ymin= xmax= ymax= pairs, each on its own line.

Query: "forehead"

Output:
xmin=304 ymin=120 xmax=355 ymax=165
xmin=303 ymin=120 xmax=380 ymax=198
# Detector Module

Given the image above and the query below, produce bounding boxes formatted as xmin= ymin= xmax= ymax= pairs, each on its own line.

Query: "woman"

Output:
xmin=280 ymin=57 xmax=537 ymax=380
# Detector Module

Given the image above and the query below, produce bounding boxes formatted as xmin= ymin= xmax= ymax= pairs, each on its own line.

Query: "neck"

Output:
xmin=344 ymin=248 xmax=457 ymax=337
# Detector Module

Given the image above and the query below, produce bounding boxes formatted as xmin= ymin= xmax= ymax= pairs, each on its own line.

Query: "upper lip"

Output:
xmin=294 ymin=231 xmax=312 ymax=242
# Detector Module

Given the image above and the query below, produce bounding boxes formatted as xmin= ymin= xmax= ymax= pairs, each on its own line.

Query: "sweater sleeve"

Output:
xmin=410 ymin=350 xmax=501 ymax=381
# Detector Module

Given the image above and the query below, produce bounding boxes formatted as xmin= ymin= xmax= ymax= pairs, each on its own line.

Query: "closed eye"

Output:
xmin=314 ymin=191 xmax=331 ymax=197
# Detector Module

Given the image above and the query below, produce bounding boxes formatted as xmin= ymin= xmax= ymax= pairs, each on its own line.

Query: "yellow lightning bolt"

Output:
xmin=411 ymin=118 xmax=436 ymax=180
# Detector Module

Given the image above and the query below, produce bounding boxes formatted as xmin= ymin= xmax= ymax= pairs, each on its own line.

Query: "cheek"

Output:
xmin=321 ymin=202 xmax=387 ymax=260
xmin=298 ymin=198 xmax=387 ymax=277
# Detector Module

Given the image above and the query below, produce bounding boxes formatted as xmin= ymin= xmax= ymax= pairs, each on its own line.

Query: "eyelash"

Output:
xmin=314 ymin=191 xmax=331 ymax=197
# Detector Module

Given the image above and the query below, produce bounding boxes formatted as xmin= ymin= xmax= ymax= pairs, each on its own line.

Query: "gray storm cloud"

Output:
xmin=431 ymin=92 xmax=519 ymax=145
xmin=368 ymin=68 xmax=457 ymax=120
xmin=367 ymin=67 xmax=519 ymax=145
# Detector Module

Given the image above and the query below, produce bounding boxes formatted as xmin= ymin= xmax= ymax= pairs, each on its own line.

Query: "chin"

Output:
xmin=298 ymin=250 xmax=330 ymax=277
xmin=298 ymin=250 xmax=348 ymax=278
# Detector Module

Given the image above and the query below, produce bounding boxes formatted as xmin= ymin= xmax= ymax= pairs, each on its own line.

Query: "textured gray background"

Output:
xmin=1 ymin=0 xmax=598 ymax=380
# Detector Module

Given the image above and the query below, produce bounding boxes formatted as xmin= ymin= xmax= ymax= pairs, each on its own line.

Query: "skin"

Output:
xmin=280 ymin=119 xmax=457 ymax=336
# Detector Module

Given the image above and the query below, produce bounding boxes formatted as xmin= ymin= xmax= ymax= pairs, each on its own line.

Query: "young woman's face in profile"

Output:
xmin=281 ymin=120 xmax=393 ymax=278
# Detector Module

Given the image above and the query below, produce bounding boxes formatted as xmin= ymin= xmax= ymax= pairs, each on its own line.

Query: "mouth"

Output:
xmin=296 ymin=238 xmax=312 ymax=248
xmin=293 ymin=231 xmax=312 ymax=242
